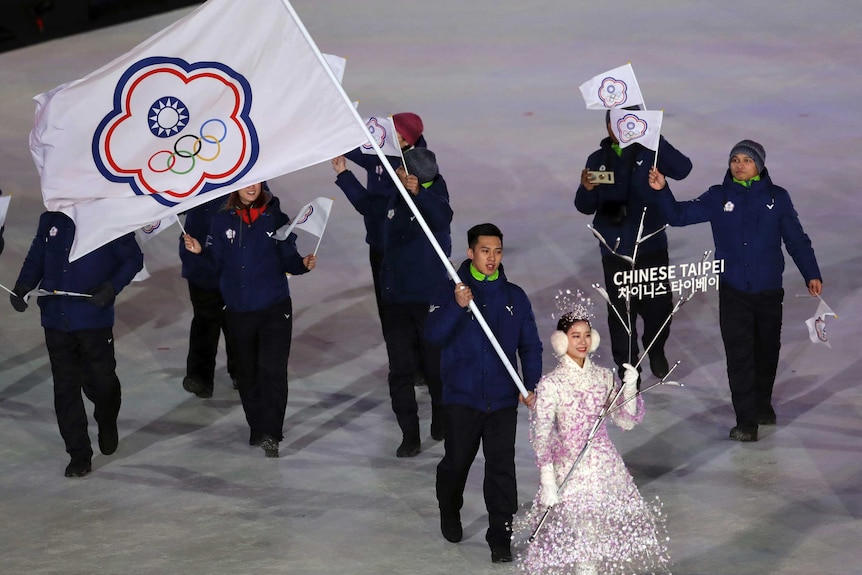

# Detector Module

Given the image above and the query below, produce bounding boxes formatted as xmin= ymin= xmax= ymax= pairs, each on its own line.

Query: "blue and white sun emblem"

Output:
xmin=148 ymin=96 xmax=189 ymax=138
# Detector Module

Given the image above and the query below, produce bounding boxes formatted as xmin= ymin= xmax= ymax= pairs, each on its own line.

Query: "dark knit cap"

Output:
xmin=729 ymin=140 xmax=765 ymax=173
xmin=392 ymin=112 xmax=424 ymax=146
xmin=403 ymin=147 xmax=438 ymax=183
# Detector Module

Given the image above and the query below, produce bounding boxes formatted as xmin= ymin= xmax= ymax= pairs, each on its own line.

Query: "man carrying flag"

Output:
xmin=9 ymin=211 xmax=143 ymax=477
xmin=575 ymin=105 xmax=692 ymax=383
xmin=332 ymin=112 xmax=428 ymax=331
xmin=649 ymin=139 xmax=823 ymax=442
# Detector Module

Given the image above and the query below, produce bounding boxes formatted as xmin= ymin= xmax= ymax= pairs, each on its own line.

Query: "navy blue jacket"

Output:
xmin=425 ymin=260 xmax=543 ymax=412
xmin=379 ymin=174 xmax=452 ymax=304
xmin=16 ymin=212 xmax=143 ymax=331
xmin=575 ymin=136 xmax=692 ymax=257
xmin=655 ymin=169 xmax=821 ymax=293
xmin=179 ymin=194 xmax=228 ymax=290
xmin=339 ymin=135 xmax=427 ymax=254
xmin=197 ymin=195 xmax=309 ymax=312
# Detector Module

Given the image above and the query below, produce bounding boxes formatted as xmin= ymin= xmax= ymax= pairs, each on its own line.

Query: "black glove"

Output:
xmin=10 ymin=283 xmax=30 ymax=313
xmin=89 ymin=281 xmax=116 ymax=307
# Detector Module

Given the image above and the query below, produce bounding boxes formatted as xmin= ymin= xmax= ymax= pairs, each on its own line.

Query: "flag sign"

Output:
xmin=805 ymin=298 xmax=838 ymax=348
xmin=360 ymin=116 xmax=401 ymax=157
xmin=609 ymin=108 xmax=663 ymax=151
xmin=30 ymin=0 xmax=368 ymax=261
xmin=578 ymin=63 xmax=645 ymax=110
xmin=270 ymin=197 xmax=333 ymax=242
xmin=135 ymin=215 xmax=178 ymax=245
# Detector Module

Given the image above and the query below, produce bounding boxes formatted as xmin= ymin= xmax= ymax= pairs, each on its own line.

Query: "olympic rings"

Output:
xmin=147 ymin=117 xmax=228 ymax=176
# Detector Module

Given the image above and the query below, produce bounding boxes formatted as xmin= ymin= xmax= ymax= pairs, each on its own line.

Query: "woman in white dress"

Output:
xmin=519 ymin=300 xmax=671 ymax=575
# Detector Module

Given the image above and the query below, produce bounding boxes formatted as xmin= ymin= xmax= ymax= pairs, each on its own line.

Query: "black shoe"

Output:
xmin=490 ymin=546 xmax=512 ymax=563
xmin=729 ymin=426 xmax=758 ymax=442
xmin=758 ymin=407 xmax=777 ymax=425
xmin=649 ymin=353 xmax=670 ymax=379
xmin=396 ymin=436 xmax=420 ymax=458
xmin=440 ymin=509 xmax=462 ymax=543
xmin=98 ymin=420 xmax=119 ymax=455
xmin=183 ymin=376 xmax=212 ymax=398
xmin=260 ymin=435 xmax=279 ymax=458
xmin=64 ymin=457 xmax=92 ymax=478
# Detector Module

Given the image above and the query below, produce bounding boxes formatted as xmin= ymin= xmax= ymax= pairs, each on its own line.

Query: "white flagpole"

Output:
xmin=280 ymin=0 xmax=529 ymax=398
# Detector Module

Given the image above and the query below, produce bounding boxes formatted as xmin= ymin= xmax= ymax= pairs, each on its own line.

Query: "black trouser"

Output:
xmin=186 ymin=281 xmax=235 ymax=391
xmin=436 ymin=404 xmax=518 ymax=547
xmin=380 ymin=301 xmax=442 ymax=439
xmin=45 ymin=327 xmax=121 ymax=460
xmin=602 ymin=250 xmax=674 ymax=374
xmin=225 ymin=298 xmax=292 ymax=442
xmin=719 ymin=283 xmax=783 ymax=431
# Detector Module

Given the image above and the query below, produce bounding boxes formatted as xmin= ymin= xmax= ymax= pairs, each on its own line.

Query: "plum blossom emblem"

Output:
xmin=598 ymin=76 xmax=628 ymax=108
xmin=616 ymin=113 xmax=647 ymax=144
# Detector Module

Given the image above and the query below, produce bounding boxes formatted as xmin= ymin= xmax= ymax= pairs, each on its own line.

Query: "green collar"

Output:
xmin=470 ymin=263 xmax=499 ymax=282
xmin=611 ymin=142 xmax=622 ymax=157
xmin=732 ymin=174 xmax=761 ymax=187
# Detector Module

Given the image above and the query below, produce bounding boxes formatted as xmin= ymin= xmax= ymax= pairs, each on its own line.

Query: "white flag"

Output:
xmin=609 ymin=108 xmax=663 ymax=151
xmin=0 ymin=195 xmax=10 ymax=229
xmin=578 ymin=63 xmax=645 ymax=110
xmin=323 ymin=54 xmax=347 ymax=84
xmin=805 ymin=298 xmax=838 ymax=347
xmin=30 ymin=0 xmax=368 ymax=261
xmin=271 ymin=197 xmax=334 ymax=241
xmin=135 ymin=215 xmax=178 ymax=245
xmin=359 ymin=116 xmax=401 ymax=157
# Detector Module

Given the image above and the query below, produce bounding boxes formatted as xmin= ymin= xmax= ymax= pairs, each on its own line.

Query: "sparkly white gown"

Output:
xmin=517 ymin=355 xmax=670 ymax=575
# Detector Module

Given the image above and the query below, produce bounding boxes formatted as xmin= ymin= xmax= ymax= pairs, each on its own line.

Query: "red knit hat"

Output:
xmin=392 ymin=112 xmax=424 ymax=146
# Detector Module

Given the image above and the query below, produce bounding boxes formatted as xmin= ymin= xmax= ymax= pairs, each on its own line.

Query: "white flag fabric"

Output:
xmin=578 ymin=63 xmax=645 ymax=110
xmin=359 ymin=116 xmax=401 ymax=157
xmin=135 ymin=215 xmax=178 ymax=245
xmin=0 ymin=195 xmax=10 ymax=229
xmin=30 ymin=0 xmax=368 ymax=261
xmin=323 ymin=54 xmax=347 ymax=84
xmin=609 ymin=108 xmax=663 ymax=151
xmin=271 ymin=197 xmax=333 ymax=241
xmin=805 ymin=298 xmax=838 ymax=347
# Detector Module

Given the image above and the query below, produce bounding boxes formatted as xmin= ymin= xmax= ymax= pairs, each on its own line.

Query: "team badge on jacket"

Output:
xmin=723 ymin=201 xmax=734 ymax=212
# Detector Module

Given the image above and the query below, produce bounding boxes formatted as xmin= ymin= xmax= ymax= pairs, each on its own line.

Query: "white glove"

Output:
xmin=539 ymin=464 xmax=559 ymax=507
xmin=621 ymin=363 xmax=639 ymax=415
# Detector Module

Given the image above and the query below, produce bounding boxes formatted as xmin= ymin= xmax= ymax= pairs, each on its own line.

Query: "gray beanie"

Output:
xmin=403 ymin=147 xmax=438 ymax=183
xmin=729 ymin=140 xmax=765 ymax=174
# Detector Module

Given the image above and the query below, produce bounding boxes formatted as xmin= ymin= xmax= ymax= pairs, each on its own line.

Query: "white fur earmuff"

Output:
xmin=551 ymin=328 xmax=601 ymax=357
xmin=550 ymin=330 xmax=568 ymax=357
xmin=588 ymin=329 xmax=600 ymax=353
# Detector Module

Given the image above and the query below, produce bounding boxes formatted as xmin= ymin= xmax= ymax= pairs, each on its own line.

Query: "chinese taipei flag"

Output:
xmin=30 ymin=0 xmax=368 ymax=260
xmin=608 ymin=108 xmax=663 ymax=151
